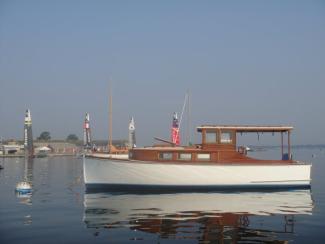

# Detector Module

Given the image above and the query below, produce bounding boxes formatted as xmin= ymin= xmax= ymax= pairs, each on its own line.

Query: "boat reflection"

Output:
xmin=15 ymin=157 xmax=34 ymax=205
xmin=83 ymin=190 xmax=313 ymax=242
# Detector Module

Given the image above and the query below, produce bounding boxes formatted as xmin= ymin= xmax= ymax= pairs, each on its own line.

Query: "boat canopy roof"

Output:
xmin=197 ymin=125 xmax=293 ymax=133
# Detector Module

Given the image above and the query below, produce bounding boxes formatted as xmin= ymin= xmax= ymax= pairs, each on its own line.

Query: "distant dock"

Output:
xmin=0 ymin=153 xmax=78 ymax=158
xmin=1 ymin=141 xmax=81 ymax=158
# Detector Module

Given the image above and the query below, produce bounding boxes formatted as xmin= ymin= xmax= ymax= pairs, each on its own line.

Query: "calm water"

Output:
xmin=1 ymin=148 xmax=325 ymax=243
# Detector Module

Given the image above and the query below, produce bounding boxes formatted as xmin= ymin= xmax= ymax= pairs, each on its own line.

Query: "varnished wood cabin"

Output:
xmin=130 ymin=125 xmax=294 ymax=164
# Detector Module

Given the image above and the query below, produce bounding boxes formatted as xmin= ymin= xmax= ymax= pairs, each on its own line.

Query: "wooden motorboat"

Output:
xmin=84 ymin=125 xmax=311 ymax=190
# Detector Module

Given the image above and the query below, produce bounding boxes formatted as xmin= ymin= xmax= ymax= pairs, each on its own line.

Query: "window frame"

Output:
xmin=178 ymin=153 xmax=192 ymax=161
xmin=197 ymin=153 xmax=211 ymax=161
xmin=205 ymin=130 xmax=218 ymax=144
xmin=220 ymin=130 xmax=233 ymax=144
xmin=158 ymin=152 xmax=173 ymax=160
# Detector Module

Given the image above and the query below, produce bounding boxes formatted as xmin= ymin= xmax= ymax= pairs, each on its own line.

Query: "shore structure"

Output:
xmin=24 ymin=109 xmax=34 ymax=158
xmin=0 ymin=110 xmax=80 ymax=158
xmin=84 ymin=124 xmax=311 ymax=191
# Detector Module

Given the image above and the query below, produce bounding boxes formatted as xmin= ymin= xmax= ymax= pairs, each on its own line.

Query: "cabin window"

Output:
xmin=178 ymin=153 xmax=192 ymax=160
xmin=197 ymin=153 xmax=210 ymax=161
xmin=205 ymin=131 xmax=218 ymax=143
xmin=159 ymin=152 xmax=173 ymax=160
xmin=221 ymin=131 xmax=233 ymax=144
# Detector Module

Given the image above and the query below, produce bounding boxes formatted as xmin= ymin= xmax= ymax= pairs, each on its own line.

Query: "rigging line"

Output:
xmin=177 ymin=92 xmax=189 ymax=142
xmin=187 ymin=90 xmax=191 ymax=145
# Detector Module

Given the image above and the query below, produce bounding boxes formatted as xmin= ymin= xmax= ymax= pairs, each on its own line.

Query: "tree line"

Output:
xmin=37 ymin=131 xmax=79 ymax=142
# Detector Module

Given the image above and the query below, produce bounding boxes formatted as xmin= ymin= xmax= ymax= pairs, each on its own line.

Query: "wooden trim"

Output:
xmin=202 ymin=129 xmax=206 ymax=144
xmin=130 ymin=147 xmax=294 ymax=165
xmin=197 ymin=125 xmax=293 ymax=133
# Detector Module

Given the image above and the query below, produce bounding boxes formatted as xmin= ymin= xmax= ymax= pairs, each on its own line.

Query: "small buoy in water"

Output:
xmin=0 ymin=165 xmax=3 ymax=170
xmin=15 ymin=181 xmax=32 ymax=193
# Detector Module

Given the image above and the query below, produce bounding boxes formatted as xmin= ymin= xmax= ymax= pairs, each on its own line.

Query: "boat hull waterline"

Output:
xmin=84 ymin=158 xmax=311 ymax=190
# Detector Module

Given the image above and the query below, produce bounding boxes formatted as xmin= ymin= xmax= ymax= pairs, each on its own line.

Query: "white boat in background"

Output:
xmin=84 ymin=125 xmax=311 ymax=190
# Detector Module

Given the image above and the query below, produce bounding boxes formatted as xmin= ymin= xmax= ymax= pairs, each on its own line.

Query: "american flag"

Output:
xmin=171 ymin=112 xmax=180 ymax=145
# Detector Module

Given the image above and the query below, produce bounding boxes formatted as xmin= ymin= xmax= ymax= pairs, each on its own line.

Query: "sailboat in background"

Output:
xmin=85 ymin=83 xmax=130 ymax=159
xmin=16 ymin=109 xmax=33 ymax=194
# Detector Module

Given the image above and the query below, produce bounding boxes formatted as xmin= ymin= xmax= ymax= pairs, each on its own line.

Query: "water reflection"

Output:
xmin=83 ymin=190 xmax=313 ymax=242
xmin=15 ymin=157 xmax=34 ymax=205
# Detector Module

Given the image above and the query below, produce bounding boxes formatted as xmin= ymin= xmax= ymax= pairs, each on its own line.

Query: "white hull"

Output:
xmin=83 ymin=158 xmax=311 ymax=189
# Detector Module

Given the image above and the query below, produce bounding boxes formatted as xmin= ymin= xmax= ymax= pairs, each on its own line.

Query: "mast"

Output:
xmin=108 ymin=85 xmax=112 ymax=153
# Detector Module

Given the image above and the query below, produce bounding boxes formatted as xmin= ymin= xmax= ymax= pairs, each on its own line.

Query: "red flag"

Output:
xmin=171 ymin=112 xmax=180 ymax=145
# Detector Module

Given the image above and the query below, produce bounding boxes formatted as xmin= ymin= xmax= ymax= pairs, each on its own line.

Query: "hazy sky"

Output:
xmin=0 ymin=0 xmax=324 ymax=146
